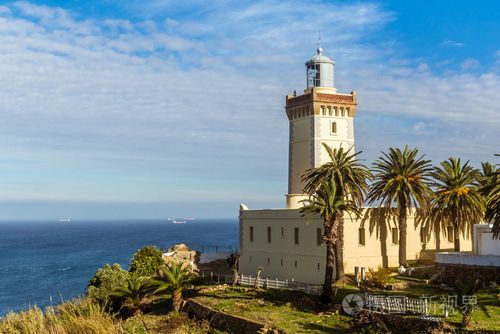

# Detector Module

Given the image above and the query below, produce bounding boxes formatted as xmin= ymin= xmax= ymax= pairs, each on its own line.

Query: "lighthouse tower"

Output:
xmin=285 ymin=47 xmax=357 ymax=209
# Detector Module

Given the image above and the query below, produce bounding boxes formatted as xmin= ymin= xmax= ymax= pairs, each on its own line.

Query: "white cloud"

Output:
xmin=460 ymin=58 xmax=480 ymax=70
xmin=441 ymin=40 xmax=466 ymax=47
xmin=0 ymin=1 xmax=498 ymax=210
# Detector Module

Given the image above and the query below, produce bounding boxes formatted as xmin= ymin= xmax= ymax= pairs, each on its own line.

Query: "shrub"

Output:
xmin=129 ymin=245 xmax=164 ymax=277
xmin=367 ymin=266 xmax=393 ymax=287
xmin=87 ymin=263 xmax=130 ymax=306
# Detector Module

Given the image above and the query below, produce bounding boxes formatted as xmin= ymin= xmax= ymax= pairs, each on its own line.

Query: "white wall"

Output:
xmin=473 ymin=224 xmax=500 ymax=256
xmin=436 ymin=252 xmax=500 ymax=267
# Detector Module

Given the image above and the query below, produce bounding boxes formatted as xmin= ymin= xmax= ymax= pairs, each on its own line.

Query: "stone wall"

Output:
xmin=182 ymin=299 xmax=266 ymax=334
xmin=435 ymin=263 xmax=500 ymax=286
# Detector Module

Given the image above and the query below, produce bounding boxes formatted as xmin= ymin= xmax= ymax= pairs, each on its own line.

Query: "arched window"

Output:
xmin=328 ymin=106 xmax=332 ymax=116
xmin=341 ymin=108 xmax=345 ymax=117
xmin=335 ymin=107 xmax=339 ymax=117
xmin=320 ymin=105 xmax=325 ymax=116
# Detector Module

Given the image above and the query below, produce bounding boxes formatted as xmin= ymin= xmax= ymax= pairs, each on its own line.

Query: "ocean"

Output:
xmin=0 ymin=219 xmax=238 ymax=316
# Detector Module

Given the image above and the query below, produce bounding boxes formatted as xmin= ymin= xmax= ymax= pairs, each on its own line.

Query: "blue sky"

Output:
xmin=0 ymin=0 xmax=498 ymax=219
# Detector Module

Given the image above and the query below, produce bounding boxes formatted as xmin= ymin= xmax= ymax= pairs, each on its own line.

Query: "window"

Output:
xmin=392 ymin=228 xmax=399 ymax=244
xmin=335 ymin=107 xmax=339 ymax=117
xmin=250 ymin=226 xmax=254 ymax=242
xmin=328 ymin=106 xmax=332 ymax=116
xmin=316 ymin=228 xmax=322 ymax=245
xmin=359 ymin=228 xmax=366 ymax=246
xmin=331 ymin=121 xmax=337 ymax=134
xmin=321 ymin=106 xmax=325 ymax=115
xmin=294 ymin=260 xmax=298 ymax=268
xmin=294 ymin=228 xmax=299 ymax=244
xmin=341 ymin=108 xmax=345 ymax=117
xmin=280 ymin=259 xmax=283 ymax=267
xmin=267 ymin=227 xmax=271 ymax=243
xmin=281 ymin=226 xmax=285 ymax=239
xmin=317 ymin=263 xmax=320 ymax=271
xmin=447 ymin=226 xmax=454 ymax=243
xmin=267 ymin=257 xmax=270 ymax=265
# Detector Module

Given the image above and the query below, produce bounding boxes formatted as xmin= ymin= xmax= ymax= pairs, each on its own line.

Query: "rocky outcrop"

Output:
xmin=162 ymin=243 xmax=200 ymax=271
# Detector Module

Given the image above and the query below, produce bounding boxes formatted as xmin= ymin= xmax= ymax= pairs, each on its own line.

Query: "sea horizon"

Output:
xmin=0 ymin=218 xmax=239 ymax=316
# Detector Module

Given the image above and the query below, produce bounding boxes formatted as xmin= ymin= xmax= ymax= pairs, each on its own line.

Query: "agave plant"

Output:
xmin=452 ymin=278 xmax=489 ymax=328
xmin=151 ymin=262 xmax=195 ymax=312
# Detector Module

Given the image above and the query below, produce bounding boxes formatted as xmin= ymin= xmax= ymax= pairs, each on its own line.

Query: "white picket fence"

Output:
xmin=200 ymin=271 xmax=322 ymax=296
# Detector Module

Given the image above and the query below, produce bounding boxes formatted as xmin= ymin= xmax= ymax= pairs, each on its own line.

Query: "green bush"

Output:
xmin=87 ymin=263 xmax=130 ymax=306
xmin=367 ymin=266 xmax=393 ymax=287
xmin=129 ymin=246 xmax=164 ymax=277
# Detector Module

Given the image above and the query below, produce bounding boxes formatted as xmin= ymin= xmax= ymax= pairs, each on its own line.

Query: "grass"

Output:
xmin=0 ymin=298 xmax=120 ymax=334
xmin=122 ymin=313 xmax=228 ymax=334
xmin=0 ymin=297 xmax=228 ymax=334
xmin=2 ymin=279 xmax=498 ymax=333
xmin=192 ymin=285 xmax=352 ymax=333
xmin=190 ymin=280 xmax=500 ymax=333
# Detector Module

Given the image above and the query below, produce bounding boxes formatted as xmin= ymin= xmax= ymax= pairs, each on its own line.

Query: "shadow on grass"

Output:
xmin=300 ymin=322 xmax=352 ymax=334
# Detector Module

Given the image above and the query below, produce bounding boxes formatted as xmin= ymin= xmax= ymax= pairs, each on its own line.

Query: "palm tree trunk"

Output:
xmin=172 ymin=290 xmax=182 ymax=312
xmin=398 ymin=205 xmax=408 ymax=267
xmin=452 ymin=212 xmax=460 ymax=252
xmin=454 ymin=223 xmax=461 ymax=252
xmin=231 ymin=268 xmax=239 ymax=287
xmin=334 ymin=213 xmax=345 ymax=282
xmin=434 ymin=219 xmax=441 ymax=252
xmin=322 ymin=220 xmax=335 ymax=304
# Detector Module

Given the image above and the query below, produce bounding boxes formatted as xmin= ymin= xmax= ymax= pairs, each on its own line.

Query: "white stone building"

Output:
xmin=238 ymin=48 xmax=470 ymax=284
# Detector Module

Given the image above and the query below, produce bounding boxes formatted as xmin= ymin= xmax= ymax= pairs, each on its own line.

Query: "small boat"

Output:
xmin=172 ymin=220 xmax=186 ymax=224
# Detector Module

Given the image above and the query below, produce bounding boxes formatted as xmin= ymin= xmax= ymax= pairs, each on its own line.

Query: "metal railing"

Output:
xmin=176 ymin=244 xmax=238 ymax=253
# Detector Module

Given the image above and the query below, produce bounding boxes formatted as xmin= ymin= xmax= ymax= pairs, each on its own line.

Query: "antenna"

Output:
xmin=317 ymin=32 xmax=323 ymax=48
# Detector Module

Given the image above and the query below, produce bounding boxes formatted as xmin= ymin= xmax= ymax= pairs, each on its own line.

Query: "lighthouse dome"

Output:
xmin=309 ymin=47 xmax=334 ymax=63
xmin=305 ymin=47 xmax=335 ymax=88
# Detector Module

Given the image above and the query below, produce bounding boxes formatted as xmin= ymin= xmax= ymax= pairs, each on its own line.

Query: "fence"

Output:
xmin=365 ymin=294 xmax=428 ymax=315
xmin=190 ymin=245 xmax=239 ymax=253
xmin=200 ymin=271 xmax=322 ymax=296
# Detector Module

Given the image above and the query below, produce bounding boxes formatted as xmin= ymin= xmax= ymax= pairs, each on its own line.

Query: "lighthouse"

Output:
xmin=285 ymin=47 xmax=357 ymax=209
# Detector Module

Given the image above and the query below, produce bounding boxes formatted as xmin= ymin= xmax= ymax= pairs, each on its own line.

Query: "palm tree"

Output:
xmin=111 ymin=275 xmax=149 ymax=315
xmin=479 ymin=159 xmax=500 ymax=239
xmin=368 ymin=146 xmax=433 ymax=267
xmin=227 ymin=252 xmax=241 ymax=287
xmin=301 ymin=144 xmax=370 ymax=300
xmin=431 ymin=158 xmax=485 ymax=251
xmin=151 ymin=262 xmax=194 ymax=312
